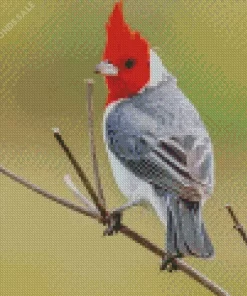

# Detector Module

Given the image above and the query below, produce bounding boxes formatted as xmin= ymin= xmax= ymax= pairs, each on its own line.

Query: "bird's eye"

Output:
xmin=125 ymin=59 xmax=135 ymax=69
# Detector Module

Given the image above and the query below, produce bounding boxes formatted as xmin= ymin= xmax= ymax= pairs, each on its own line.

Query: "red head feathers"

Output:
xmin=102 ymin=1 xmax=150 ymax=106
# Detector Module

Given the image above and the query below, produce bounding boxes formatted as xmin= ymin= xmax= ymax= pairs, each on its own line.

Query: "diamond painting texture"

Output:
xmin=0 ymin=1 xmax=246 ymax=295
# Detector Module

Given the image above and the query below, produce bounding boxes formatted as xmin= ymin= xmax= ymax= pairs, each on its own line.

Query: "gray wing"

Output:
xmin=105 ymin=77 xmax=214 ymax=200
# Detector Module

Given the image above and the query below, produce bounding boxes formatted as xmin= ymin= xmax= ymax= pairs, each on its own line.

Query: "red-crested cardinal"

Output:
xmin=95 ymin=1 xmax=214 ymax=270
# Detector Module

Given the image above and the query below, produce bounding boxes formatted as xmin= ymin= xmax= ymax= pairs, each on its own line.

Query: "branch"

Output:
xmin=225 ymin=204 xmax=247 ymax=246
xmin=51 ymin=128 xmax=229 ymax=296
xmin=0 ymin=163 xmax=229 ymax=296
xmin=84 ymin=79 xmax=106 ymax=215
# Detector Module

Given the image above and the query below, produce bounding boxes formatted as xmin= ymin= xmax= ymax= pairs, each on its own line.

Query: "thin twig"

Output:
xmin=64 ymin=174 xmax=99 ymax=212
xmin=52 ymin=128 xmax=106 ymax=219
xmin=84 ymin=79 xmax=106 ymax=216
xmin=51 ymin=130 xmax=229 ymax=296
xmin=225 ymin=204 xmax=247 ymax=246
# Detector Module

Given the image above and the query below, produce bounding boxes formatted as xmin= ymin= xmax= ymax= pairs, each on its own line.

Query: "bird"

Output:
xmin=95 ymin=1 xmax=215 ymax=270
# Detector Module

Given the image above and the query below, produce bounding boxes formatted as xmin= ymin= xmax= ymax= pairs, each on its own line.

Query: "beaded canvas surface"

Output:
xmin=0 ymin=1 xmax=246 ymax=295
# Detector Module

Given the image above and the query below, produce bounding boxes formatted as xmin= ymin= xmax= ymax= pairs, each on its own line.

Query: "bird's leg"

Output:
xmin=103 ymin=211 xmax=122 ymax=236
xmin=160 ymin=251 xmax=184 ymax=272
xmin=112 ymin=199 xmax=142 ymax=214
xmin=103 ymin=199 xmax=142 ymax=236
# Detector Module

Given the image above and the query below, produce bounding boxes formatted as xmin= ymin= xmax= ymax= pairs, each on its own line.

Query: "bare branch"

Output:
xmin=52 ymin=128 xmax=107 ymax=218
xmin=85 ymin=79 xmax=106 ymax=214
xmin=0 ymin=163 xmax=229 ymax=296
xmin=64 ymin=174 xmax=99 ymax=212
xmin=225 ymin=204 xmax=247 ymax=246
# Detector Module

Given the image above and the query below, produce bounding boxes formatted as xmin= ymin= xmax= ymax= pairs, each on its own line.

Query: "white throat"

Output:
xmin=138 ymin=49 xmax=169 ymax=94
xmin=148 ymin=49 xmax=169 ymax=87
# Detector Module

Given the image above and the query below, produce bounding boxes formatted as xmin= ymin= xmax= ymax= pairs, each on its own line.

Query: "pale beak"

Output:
xmin=94 ymin=61 xmax=118 ymax=76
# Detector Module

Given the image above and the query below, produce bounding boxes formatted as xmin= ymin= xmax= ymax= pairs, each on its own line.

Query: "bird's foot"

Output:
xmin=160 ymin=251 xmax=184 ymax=272
xmin=103 ymin=211 xmax=122 ymax=236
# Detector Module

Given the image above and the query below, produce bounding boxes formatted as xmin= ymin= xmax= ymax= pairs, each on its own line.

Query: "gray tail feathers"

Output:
xmin=166 ymin=195 xmax=214 ymax=258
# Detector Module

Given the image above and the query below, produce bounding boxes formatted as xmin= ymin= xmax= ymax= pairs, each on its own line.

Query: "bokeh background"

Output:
xmin=0 ymin=1 xmax=246 ymax=295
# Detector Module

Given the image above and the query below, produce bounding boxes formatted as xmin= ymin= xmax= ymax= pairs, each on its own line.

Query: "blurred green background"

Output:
xmin=0 ymin=1 xmax=246 ymax=295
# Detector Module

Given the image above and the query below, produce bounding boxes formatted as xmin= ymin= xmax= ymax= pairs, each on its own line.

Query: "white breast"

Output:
xmin=107 ymin=147 xmax=167 ymax=225
xmin=103 ymin=101 xmax=167 ymax=225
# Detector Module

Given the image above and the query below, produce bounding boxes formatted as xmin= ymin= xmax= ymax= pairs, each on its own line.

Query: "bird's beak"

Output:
xmin=94 ymin=61 xmax=118 ymax=76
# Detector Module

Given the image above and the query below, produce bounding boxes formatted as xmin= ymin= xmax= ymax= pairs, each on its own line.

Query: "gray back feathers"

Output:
xmin=105 ymin=76 xmax=214 ymax=200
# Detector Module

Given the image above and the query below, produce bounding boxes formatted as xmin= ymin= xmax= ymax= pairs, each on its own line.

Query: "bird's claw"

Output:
xmin=103 ymin=211 xmax=122 ymax=236
xmin=160 ymin=251 xmax=184 ymax=272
